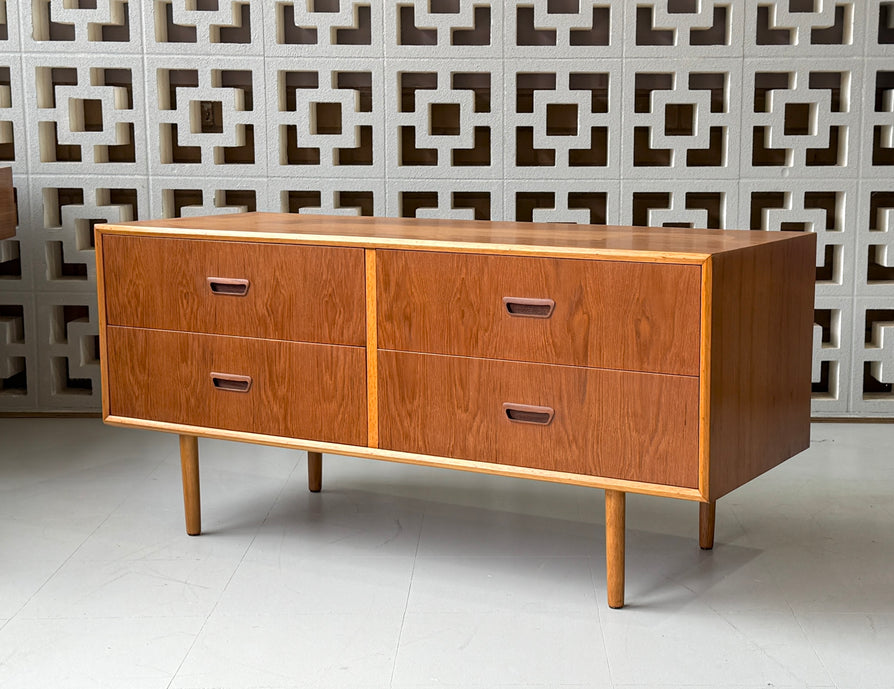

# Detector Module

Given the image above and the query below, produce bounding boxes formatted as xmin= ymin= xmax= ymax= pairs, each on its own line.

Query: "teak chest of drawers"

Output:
xmin=95 ymin=212 xmax=816 ymax=608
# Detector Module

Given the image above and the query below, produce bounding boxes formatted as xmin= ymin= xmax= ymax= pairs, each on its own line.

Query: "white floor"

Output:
xmin=0 ymin=420 xmax=892 ymax=689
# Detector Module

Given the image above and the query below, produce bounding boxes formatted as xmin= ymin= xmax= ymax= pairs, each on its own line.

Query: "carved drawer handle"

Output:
xmin=210 ymin=372 xmax=253 ymax=393
xmin=207 ymin=277 xmax=250 ymax=296
xmin=503 ymin=403 xmax=555 ymax=426
xmin=503 ymin=297 xmax=555 ymax=319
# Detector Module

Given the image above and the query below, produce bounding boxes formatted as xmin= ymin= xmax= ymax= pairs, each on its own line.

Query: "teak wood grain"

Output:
xmin=106 ymin=326 xmax=367 ymax=446
xmin=0 ymin=167 xmax=15 ymax=240
xmin=707 ymin=234 xmax=816 ymax=499
xmin=102 ymin=235 xmax=365 ymax=345
xmin=104 ymin=212 xmax=809 ymax=263
xmin=95 ymin=213 xmax=817 ymax=610
xmin=377 ymin=250 xmax=701 ymax=376
xmin=377 ymin=350 xmax=700 ymax=488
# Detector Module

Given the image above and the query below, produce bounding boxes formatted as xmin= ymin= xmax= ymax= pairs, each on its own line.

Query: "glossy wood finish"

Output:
xmin=0 ymin=167 xmax=14 ymax=239
xmin=102 ymin=235 xmax=365 ymax=345
xmin=606 ymin=489 xmax=626 ymax=609
xmin=378 ymin=350 xmax=700 ymax=487
xmin=377 ymin=251 xmax=701 ymax=375
xmin=307 ymin=451 xmax=322 ymax=493
xmin=107 ymin=212 xmax=811 ymax=263
xmin=179 ymin=435 xmax=201 ymax=536
xmin=708 ymin=234 xmax=816 ymax=499
xmin=96 ymin=212 xmax=817 ymax=610
xmin=106 ymin=326 xmax=367 ymax=445
xmin=699 ymin=500 xmax=716 ymax=550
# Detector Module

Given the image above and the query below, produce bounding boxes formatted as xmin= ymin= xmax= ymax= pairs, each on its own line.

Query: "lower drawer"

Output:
xmin=106 ymin=327 xmax=367 ymax=445
xmin=378 ymin=351 xmax=700 ymax=488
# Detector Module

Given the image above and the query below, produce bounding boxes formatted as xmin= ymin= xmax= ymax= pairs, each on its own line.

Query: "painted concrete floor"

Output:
xmin=0 ymin=418 xmax=892 ymax=689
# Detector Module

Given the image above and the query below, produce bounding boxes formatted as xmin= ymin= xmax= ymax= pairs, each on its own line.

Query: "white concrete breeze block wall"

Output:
xmin=0 ymin=0 xmax=892 ymax=416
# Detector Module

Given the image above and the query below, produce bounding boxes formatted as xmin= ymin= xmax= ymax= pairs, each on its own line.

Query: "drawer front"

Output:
xmin=377 ymin=250 xmax=701 ymax=375
xmin=102 ymin=235 xmax=365 ymax=345
xmin=106 ymin=326 xmax=367 ymax=445
xmin=378 ymin=351 xmax=699 ymax=488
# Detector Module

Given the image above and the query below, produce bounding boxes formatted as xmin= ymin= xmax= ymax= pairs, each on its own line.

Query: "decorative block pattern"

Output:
xmin=742 ymin=60 xmax=861 ymax=177
xmin=624 ymin=1 xmax=743 ymax=58
xmin=0 ymin=292 xmax=37 ymax=410
xmin=739 ymin=179 xmax=858 ymax=298
xmin=267 ymin=58 xmax=383 ymax=179
xmin=0 ymin=56 xmax=26 ymax=176
xmin=146 ymin=57 xmax=266 ymax=178
xmin=504 ymin=180 xmax=620 ymax=226
xmin=35 ymin=293 xmax=100 ymax=410
xmin=387 ymin=61 xmax=502 ymax=179
xmin=149 ymin=176 xmax=267 ymax=219
xmin=0 ymin=0 xmax=22 ymax=53
xmin=620 ymin=180 xmax=738 ymax=230
xmin=267 ymin=178 xmax=386 ymax=218
xmin=505 ymin=1 xmax=623 ymax=58
xmin=26 ymin=0 xmax=141 ymax=54
xmin=0 ymin=2 xmax=890 ymax=415
xmin=267 ymin=1 xmax=382 ymax=57
xmin=506 ymin=61 xmax=621 ymax=179
xmin=812 ymin=296 xmax=853 ymax=414
xmin=852 ymin=297 xmax=894 ymax=415
xmin=25 ymin=55 xmax=147 ymax=176
xmin=386 ymin=1 xmax=501 ymax=58
xmin=29 ymin=175 xmax=149 ymax=293
xmin=862 ymin=60 xmax=894 ymax=178
xmin=389 ymin=180 xmax=503 ymax=221
xmin=856 ymin=184 xmax=894 ymax=299
xmin=622 ymin=59 xmax=741 ymax=179
xmin=142 ymin=1 xmax=262 ymax=55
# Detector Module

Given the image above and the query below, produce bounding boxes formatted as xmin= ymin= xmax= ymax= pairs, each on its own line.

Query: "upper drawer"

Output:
xmin=377 ymin=250 xmax=701 ymax=376
xmin=102 ymin=235 xmax=365 ymax=345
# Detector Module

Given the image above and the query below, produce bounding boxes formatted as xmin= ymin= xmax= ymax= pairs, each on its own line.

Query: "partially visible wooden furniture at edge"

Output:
xmin=0 ymin=168 xmax=15 ymax=240
xmin=95 ymin=212 xmax=816 ymax=609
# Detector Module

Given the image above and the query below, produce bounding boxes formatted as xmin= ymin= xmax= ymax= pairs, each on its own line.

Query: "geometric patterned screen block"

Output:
xmin=1 ymin=0 xmax=892 ymax=416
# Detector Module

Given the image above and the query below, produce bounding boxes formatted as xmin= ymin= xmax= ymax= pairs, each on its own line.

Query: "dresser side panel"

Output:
xmin=708 ymin=234 xmax=816 ymax=499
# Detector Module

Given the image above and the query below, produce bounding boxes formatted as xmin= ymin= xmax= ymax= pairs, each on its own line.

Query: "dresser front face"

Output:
xmin=100 ymin=234 xmax=368 ymax=448
xmin=375 ymin=249 xmax=705 ymax=490
xmin=97 ymin=228 xmax=714 ymax=496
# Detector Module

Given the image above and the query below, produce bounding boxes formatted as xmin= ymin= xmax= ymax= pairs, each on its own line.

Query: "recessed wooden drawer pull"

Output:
xmin=502 ymin=297 xmax=555 ymax=319
xmin=207 ymin=277 xmax=250 ymax=296
xmin=502 ymin=402 xmax=555 ymax=426
xmin=210 ymin=372 xmax=253 ymax=393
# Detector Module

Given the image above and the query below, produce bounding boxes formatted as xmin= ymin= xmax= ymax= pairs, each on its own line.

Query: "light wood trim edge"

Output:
xmin=366 ymin=249 xmax=378 ymax=448
xmin=95 ymin=229 xmax=111 ymax=419
xmin=93 ymin=225 xmax=709 ymax=265
xmin=102 ymin=415 xmax=703 ymax=501
xmin=697 ymin=256 xmax=712 ymax=501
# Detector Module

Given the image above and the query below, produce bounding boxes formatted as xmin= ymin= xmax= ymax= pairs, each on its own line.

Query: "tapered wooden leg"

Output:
xmin=307 ymin=451 xmax=322 ymax=493
xmin=179 ymin=435 xmax=201 ymax=536
xmin=605 ymin=489 xmax=626 ymax=609
xmin=699 ymin=500 xmax=716 ymax=550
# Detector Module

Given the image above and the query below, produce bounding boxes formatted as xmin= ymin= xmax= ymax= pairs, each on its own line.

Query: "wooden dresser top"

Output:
xmin=99 ymin=211 xmax=810 ymax=264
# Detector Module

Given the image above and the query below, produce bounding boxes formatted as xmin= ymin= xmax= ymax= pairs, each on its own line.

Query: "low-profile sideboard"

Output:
xmin=95 ymin=212 xmax=816 ymax=608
